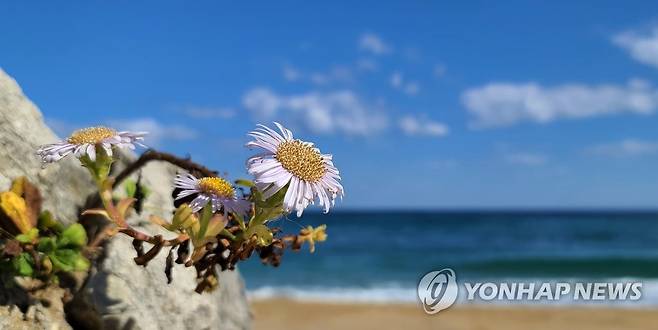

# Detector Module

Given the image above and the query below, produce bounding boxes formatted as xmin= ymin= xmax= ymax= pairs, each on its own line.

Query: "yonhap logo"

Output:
xmin=417 ymin=268 xmax=458 ymax=314
xmin=417 ymin=268 xmax=643 ymax=315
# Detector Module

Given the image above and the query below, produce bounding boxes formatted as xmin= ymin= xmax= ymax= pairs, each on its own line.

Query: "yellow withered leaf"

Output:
xmin=0 ymin=191 xmax=33 ymax=235
xmin=9 ymin=176 xmax=42 ymax=228
xmin=297 ymin=224 xmax=327 ymax=253
xmin=10 ymin=176 xmax=27 ymax=196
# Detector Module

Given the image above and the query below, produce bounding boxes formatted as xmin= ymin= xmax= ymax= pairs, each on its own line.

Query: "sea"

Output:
xmin=239 ymin=211 xmax=658 ymax=307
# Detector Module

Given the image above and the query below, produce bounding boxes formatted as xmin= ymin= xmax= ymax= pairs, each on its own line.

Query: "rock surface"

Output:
xmin=0 ymin=68 xmax=252 ymax=329
xmin=0 ymin=283 xmax=72 ymax=330
xmin=0 ymin=69 xmax=95 ymax=224
xmin=0 ymin=304 xmax=71 ymax=330
xmin=83 ymin=158 xmax=252 ymax=330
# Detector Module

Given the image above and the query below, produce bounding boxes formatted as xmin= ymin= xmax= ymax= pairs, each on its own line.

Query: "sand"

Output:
xmin=251 ymin=299 xmax=658 ymax=330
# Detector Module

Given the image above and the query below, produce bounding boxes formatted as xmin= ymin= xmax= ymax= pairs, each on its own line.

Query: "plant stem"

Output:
xmin=113 ymin=150 xmax=218 ymax=189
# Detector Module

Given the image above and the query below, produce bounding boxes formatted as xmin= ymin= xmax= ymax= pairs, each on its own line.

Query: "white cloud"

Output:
xmin=462 ymin=79 xmax=658 ymax=128
xmin=613 ymin=25 xmax=658 ymax=69
xmin=310 ymin=73 xmax=329 ymax=85
xmin=242 ymin=88 xmax=388 ymax=136
xmin=283 ymin=65 xmax=353 ymax=85
xmin=390 ymin=72 xmax=403 ymax=88
xmin=356 ymin=58 xmax=378 ymax=72
xmin=328 ymin=66 xmax=353 ymax=84
xmin=404 ymin=82 xmax=420 ymax=95
xmin=390 ymin=71 xmax=420 ymax=96
xmin=504 ymin=152 xmax=548 ymax=166
xmin=399 ymin=116 xmax=449 ymax=137
xmin=46 ymin=117 xmax=197 ymax=147
xmin=359 ymin=33 xmax=391 ymax=55
xmin=183 ymin=106 xmax=235 ymax=119
xmin=110 ymin=118 xmax=197 ymax=147
xmin=433 ymin=64 xmax=446 ymax=78
xmin=586 ymin=139 xmax=658 ymax=157
xmin=283 ymin=66 xmax=302 ymax=82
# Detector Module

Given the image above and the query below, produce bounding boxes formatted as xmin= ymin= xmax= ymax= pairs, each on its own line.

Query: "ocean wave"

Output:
xmin=248 ymin=284 xmax=417 ymax=304
xmin=247 ymin=278 xmax=658 ymax=307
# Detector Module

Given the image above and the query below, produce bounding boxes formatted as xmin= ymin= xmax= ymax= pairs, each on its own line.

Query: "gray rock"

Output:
xmin=0 ymin=68 xmax=95 ymax=225
xmin=0 ymin=68 xmax=252 ymax=329
xmin=86 ymin=232 xmax=251 ymax=330
xmin=0 ymin=304 xmax=72 ymax=330
xmin=0 ymin=283 xmax=72 ymax=330
xmin=84 ymin=158 xmax=252 ymax=330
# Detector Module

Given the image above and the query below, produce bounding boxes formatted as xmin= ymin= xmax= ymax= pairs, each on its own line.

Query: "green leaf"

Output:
xmin=231 ymin=211 xmax=246 ymax=229
xmin=124 ymin=179 xmax=137 ymax=198
xmin=15 ymin=228 xmax=39 ymax=244
xmin=57 ymin=223 xmax=87 ymax=248
xmin=48 ymin=251 xmax=72 ymax=272
xmin=258 ymin=184 xmax=288 ymax=208
xmin=71 ymin=253 xmax=90 ymax=271
xmin=37 ymin=237 xmax=57 ymax=253
xmin=251 ymin=204 xmax=284 ymax=227
xmin=235 ymin=179 xmax=255 ymax=188
xmin=124 ymin=179 xmax=151 ymax=199
xmin=170 ymin=204 xmax=196 ymax=230
xmin=244 ymin=224 xmax=274 ymax=246
xmin=198 ymin=203 xmax=213 ymax=239
xmin=250 ymin=184 xmax=288 ymax=225
xmin=49 ymin=249 xmax=89 ymax=272
xmin=204 ymin=215 xmax=228 ymax=239
xmin=12 ymin=253 xmax=34 ymax=277
xmin=140 ymin=185 xmax=151 ymax=199
xmin=38 ymin=210 xmax=64 ymax=232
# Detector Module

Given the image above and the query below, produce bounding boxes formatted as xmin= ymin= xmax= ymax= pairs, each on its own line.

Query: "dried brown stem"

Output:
xmin=113 ymin=150 xmax=218 ymax=189
xmin=118 ymin=228 xmax=185 ymax=247
xmin=134 ymin=236 xmax=164 ymax=266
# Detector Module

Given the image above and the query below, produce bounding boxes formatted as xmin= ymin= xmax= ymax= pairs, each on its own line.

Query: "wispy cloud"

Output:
xmin=613 ymin=24 xmax=658 ymax=69
xmin=433 ymin=64 xmax=446 ymax=78
xmin=282 ymin=65 xmax=354 ymax=85
xmin=399 ymin=115 xmax=449 ymax=137
xmin=283 ymin=66 xmax=302 ymax=82
xmin=462 ymin=79 xmax=658 ymax=128
xmin=311 ymin=66 xmax=353 ymax=85
xmin=390 ymin=71 xmax=420 ymax=96
xmin=356 ymin=58 xmax=378 ymax=72
xmin=242 ymin=88 xmax=388 ymax=136
xmin=110 ymin=118 xmax=197 ymax=147
xmin=358 ymin=33 xmax=391 ymax=55
xmin=46 ymin=117 xmax=197 ymax=147
xmin=586 ymin=139 xmax=658 ymax=157
xmin=182 ymin=106 xmax=235 ymax=119
xmin=504 ymin=152 xmax=548 ymax=166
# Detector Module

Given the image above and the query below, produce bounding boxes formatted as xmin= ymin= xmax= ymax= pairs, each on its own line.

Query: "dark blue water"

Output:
xmin=239 ymin=211 xmax=658 ymax=301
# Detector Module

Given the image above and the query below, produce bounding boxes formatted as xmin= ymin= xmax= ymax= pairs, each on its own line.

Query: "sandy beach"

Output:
xmin=252 ymin=299 xmax=658 ymax=330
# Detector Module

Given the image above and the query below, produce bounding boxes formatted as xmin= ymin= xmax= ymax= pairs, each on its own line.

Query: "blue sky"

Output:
xmin=2 ymin=1 xmax=658 ymax=209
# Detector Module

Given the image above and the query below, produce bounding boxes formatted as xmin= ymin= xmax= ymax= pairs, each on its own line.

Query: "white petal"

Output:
xmin=190 ymin=194 xmax=210 ymax=212
xmin=256 ymin=124 xmax=286 ymax=142
xmin=175 ymin=189 xmax=200 ymax=200
xmin=86 ymin=144 xmax=96 ymax=161
xmin=283 ymin=177 xmax=299 ymax=213
xmin=273 ymin=122 xmax=294 ymax=140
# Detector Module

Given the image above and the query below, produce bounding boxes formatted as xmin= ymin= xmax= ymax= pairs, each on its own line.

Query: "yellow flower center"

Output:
xmin=67 ymin=126 xmax=117 ymax=145
xmin=275 ymin=140 xmax=325 ymax=182
xmin=198 ymin=177 xmax=235 ymax=198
